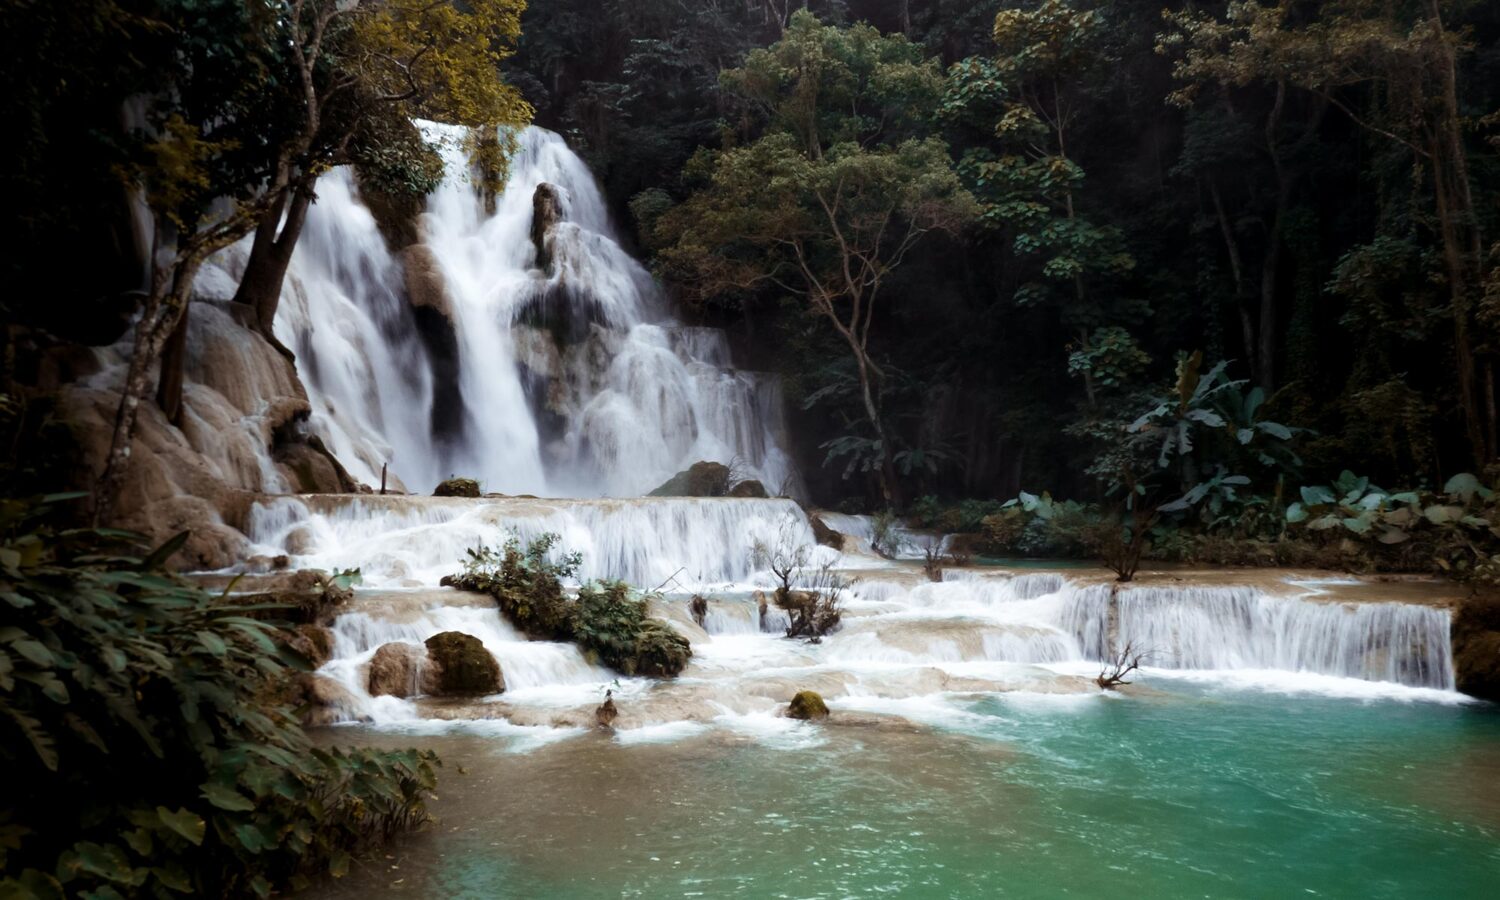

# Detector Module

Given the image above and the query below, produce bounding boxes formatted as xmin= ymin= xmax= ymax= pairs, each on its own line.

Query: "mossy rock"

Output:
xmin=628 ymin=621 xmax=693 ymax=676
xmin=728 ymin=479 xmax=768 ymax=498
xmin=424 ymin=631 xmax=503 ymax=695
xmin=649 ymin=461 xmax=731 ymax=497
xmin=434 ymin=477 xmax=481 ymax=498
xmin=786 ymin=690 xmax=829 ymax=720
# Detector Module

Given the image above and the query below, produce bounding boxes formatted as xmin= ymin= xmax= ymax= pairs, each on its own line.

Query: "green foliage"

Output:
xmin=450 ymin=536 xmax=690 ymax=676
xmin=1285 ymin=471 xmax=1500 ymax=582
xmin=574 ymin=582 xmax=691 ymax=677
xmin=0 ymin=498 xmax=436 ymax=898
xmin=455 ymin=533 xmax=580 ymax=640
xmin=980 ymin=491 xmax=1099 ymax=558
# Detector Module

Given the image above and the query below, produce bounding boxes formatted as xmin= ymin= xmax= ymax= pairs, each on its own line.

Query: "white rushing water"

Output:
xmin=276 ymin=495 xmax=1461 ymax=734
xmin=208 ymin=125 xmax=796 ymax=496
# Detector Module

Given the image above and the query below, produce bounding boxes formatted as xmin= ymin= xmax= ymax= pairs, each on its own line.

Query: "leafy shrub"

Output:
xmin=574 ymin=581 xmax=691 ymax=676
xmin=448 ymin=535 xmax=691 ymax=676
xmin=1286 ymin=471 xmax=1500 ymax=582
xmin=909 ymin=496 xmax=1007 ymax=533
xmin=0 ymin=496 xmax=436 ymax=899
xmin=979 ymin=491 xmax=1099 ymax=558
xmin=450 ymin=533 xmax=581 ymax=639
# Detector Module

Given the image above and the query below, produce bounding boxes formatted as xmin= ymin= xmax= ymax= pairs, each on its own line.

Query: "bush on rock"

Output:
xmin=446 ymin=535 xmax=691 ymax=677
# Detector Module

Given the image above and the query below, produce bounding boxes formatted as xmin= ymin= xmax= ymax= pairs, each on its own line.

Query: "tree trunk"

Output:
xmin=96 ymin=255 xmax=206 ymax=525
xmin=853 ymin=353 xmax=901 ymax=511
xmin=1209 ymin=179 xmax=1258 ymax=376
xmin=1426 ymin=1 xmax=1491 ymax=466
xmin=232 ymin=182 xmax=313 ymax=357
xmin=155 ymin=300 xmax=189 ymax=426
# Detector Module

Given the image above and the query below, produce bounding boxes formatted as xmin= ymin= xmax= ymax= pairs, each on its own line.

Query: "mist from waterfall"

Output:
xmin=267 ymin=124 xmax=796 ymax=497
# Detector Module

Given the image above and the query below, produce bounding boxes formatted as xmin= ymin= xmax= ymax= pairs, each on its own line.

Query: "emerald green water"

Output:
xmin=311 ymin=682 xmax=1500 ymax=898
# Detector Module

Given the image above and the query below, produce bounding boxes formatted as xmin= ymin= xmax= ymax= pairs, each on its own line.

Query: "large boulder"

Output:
xmin=433 ymin=477 xmax=481 ymax=498
xmin=649 ymin=461 xmax=731 ymax=498
xmin=786 ymin=690 xmax=830 ymax=720
xmin=728 ymin=479 xmax=768 ymax=498
xmin=423 ymin=631 xmax=503 ymax=695
xmin=1453 ymin=592 xmax=1500 ymax=701
xmin=368 ymin=642 xmax=429 ymax=699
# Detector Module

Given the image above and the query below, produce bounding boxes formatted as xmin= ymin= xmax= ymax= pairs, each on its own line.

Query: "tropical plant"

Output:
xmin=0 ymin=496 xmax=436 ymax=898
xmin=1286 ymin=471 xmax=1500 ymax=580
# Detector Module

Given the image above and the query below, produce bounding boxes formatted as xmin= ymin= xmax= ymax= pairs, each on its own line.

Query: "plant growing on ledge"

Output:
xmin=446 ymin=534 xmax=691 ymax=676
xmin=752 ymin=515 xmax=846 ymax=640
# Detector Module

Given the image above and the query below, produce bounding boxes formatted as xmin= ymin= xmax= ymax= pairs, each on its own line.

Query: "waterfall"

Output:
xmin=254 ymin=124 xmax=796 ymax=496
xmin=1060 ymin=583 xmax=1455 ymax=689
xmin=248 ymin=494 xmax=827 ymax=589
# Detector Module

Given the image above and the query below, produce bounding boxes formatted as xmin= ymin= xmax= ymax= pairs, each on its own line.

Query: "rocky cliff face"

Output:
xmin=57 ymin=298 xmax=356 ymax=568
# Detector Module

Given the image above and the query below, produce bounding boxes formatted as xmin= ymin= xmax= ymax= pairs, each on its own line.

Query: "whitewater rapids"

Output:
xmin=244 ymin=495 xmax=1463 ymax=742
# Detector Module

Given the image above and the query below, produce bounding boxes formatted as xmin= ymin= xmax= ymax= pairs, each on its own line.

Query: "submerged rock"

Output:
xmin=728 ymin=479 xmax=768 ymax=498
xmin=649 ymin=461 xmax=731 ymax=497
xmin=786 ymin=690 xmax=830 ymax=720
xmin=424 ymin=631 xmax=503 ymax=695
xmin=368 ymin=642 xmax=428 ymax=699
xmin=433 ymin=477 xmax=481 ymax=498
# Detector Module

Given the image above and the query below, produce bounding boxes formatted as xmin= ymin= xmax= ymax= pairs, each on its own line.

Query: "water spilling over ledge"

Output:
xmin=253 ymin=493 xmax=1462 ymax=732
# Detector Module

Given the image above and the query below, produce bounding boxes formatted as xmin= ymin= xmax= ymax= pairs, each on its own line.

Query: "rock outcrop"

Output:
xmin=649 ymin=461 xmax=731 ymax=498
xmin=531 ymin=182 xmax=562 ymax=271
xmin=423 ymin=631 xmax=503 ymax=695
xmin=808 ymin=513 xmax=842 ymax=549
xmin=1453 ymin=592 xmax=1500 ymax=701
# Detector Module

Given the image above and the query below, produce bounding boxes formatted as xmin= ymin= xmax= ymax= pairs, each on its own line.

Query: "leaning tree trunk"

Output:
xmin=155 ymin=300 xmax=190 ymax=426
xmin=232 ymin=182 xmax=313 ymax=357
xmin=95 ymin=255 xmax=207 ymax=525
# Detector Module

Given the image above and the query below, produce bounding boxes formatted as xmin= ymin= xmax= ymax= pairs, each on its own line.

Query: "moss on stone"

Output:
xmin=433 ymin=477 xmax=481 ymax=498
xmin=786 ymin=690 xmax=829 ymax=720
xmin=423 ymin=631 xmax=503 ymax=695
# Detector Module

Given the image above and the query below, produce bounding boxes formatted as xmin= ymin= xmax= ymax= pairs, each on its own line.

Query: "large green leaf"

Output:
xmin=155 ymin=808 xmax=205 ymax=846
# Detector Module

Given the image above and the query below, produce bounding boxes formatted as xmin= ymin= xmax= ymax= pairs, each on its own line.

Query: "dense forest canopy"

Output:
xmin=2 ymin=0 xmax=1499 ymax=548
xmin=500 ymin=0 xmax=1500 ymax=513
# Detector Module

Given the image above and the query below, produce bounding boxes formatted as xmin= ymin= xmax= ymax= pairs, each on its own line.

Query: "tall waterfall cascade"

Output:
xmin=232 ymin=125 xmax=796 ymax=497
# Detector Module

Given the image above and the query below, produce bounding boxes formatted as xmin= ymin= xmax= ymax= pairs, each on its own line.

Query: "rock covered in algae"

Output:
xmin=423 ymin=631 xmax=503 ymax=695
xmin=648 ymin=461 xmax=731 ymax=497
xmin=433 ymin=477 xmax=481 ymax=498
xmin=786 ymin=690 xmax=830 ymax=720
